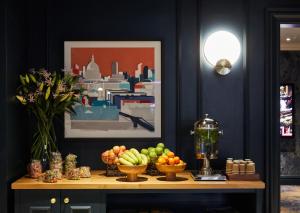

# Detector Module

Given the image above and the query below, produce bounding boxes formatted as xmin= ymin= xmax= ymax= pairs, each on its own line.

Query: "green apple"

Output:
xmin=157 ymin=142 xmax=165 ymax=148
xmin=148 ymin=147 xmax=155 ymax=152
xmin=149 ymin=151 xmax=157 ymax=158
xmin=155 ymin=147 xmax=163 ymax=155
xmin=141 ymin=148 xmax=149 ymax=155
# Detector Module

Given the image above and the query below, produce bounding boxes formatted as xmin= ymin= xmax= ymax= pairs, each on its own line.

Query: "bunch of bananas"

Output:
xmin=118 ymin=148 xmax=148 ymax=166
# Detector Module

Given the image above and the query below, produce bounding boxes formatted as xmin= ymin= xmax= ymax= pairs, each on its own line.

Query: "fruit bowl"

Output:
xmin=117 ymin=164 xmax=147 ymax=182
xmin=155 ymin=163 xmax=187 ymax=181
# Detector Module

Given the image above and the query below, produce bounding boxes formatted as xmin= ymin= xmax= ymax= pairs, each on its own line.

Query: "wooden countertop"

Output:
xmin=11 ymin=171 xmax=265 ymax=190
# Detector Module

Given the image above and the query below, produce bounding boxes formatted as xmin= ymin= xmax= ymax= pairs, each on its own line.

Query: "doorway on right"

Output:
xmin=280 ymin=24 xmax=300 ymax=213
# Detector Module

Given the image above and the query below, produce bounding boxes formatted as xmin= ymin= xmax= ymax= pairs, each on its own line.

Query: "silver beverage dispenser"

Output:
xmin=191 ymin=114 xmax=226 ymax=180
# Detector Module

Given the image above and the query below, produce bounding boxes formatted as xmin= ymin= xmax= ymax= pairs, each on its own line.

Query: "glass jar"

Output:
xmin=27 ymin=159 xmax=42 ymax=179
xmin=79 ymin=166 xmax=91 ymax=178
xmin=43 ymin=170 xmax=58 ymax=183
xmin=67 ymin=168 xmax=80 ymax=180
xmin=64 ymin=153 xmax=77 ymax=176
xmin=52 ymin=168 xmax=62 ymax=179
xmin=50 ymin=152 xmax=63 ymax=173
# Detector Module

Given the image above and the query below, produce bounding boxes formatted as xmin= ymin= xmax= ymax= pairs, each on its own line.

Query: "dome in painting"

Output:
xmin=86 ymin=55 xmax=101 ymax=79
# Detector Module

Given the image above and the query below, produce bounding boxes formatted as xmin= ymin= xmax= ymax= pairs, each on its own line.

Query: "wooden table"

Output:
xmin=12 ymin=171 xmax=265 ymax=213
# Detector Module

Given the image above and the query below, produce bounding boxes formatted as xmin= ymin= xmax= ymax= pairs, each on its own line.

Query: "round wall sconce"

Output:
xmin=203 ymin=30 xmax=241 ymax=75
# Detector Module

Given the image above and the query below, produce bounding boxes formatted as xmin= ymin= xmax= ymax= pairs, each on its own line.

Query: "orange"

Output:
xmin=168 ymin=158 xmax=175 ymax=165
xmin=174 ymin=156 xmax=180 ymax=164
xmin=167 ymin=151 xmax=175 ymax=158
xmin=158 ymin=157 xmax=166 ymax=165
xmin=162 ymin=155 xmax=169 ymax=160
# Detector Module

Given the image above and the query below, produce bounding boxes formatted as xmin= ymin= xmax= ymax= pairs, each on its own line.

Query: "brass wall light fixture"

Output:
xmin=203 ymin=31 xmax=241 ymax=75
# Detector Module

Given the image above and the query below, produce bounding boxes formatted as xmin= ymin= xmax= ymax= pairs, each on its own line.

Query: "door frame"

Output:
xmin=266 ymin=8 xmax=300 ymax=213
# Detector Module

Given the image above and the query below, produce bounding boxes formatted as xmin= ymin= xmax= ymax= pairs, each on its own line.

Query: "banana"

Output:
xmin=125 ymin=150 xmax=139 ymax=164
xmin=140 ymin=154 xmax=148 ymax=165
xmin=130 ymin=148 xmax=142 ymax=164
xmin=119 ymin=157 xmax=134 ymax=166
xmin=120 ymin=152 xmax=136 ymax=165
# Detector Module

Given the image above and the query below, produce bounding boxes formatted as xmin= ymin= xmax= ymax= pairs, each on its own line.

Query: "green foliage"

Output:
xmin=16 ymin=69 xmax=79 ymax=159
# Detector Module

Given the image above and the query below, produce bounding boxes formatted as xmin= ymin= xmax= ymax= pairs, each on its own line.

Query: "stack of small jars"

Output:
xmin=28 ymin=152 xmax=91 ymax=182
xmin=226 ymin=158 xmax=255 ymax=175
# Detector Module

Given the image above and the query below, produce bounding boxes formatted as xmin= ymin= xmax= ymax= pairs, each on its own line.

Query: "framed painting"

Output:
xmin=64 ymin=41 xmax=161 ymax=138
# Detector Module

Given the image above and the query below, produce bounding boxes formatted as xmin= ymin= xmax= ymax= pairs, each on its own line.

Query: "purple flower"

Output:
xmin=35 ymin=89 xmax=42 ymax=96
xmin=28 ymin=93 xmax=35 ymax=103
xmin=45 ymin=77 xmax=53 ymax=86
xmin=42 ymin=70 xmax=51 ymax=79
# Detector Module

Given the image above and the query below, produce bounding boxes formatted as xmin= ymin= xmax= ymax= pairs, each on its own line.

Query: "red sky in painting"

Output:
xmin=71 ymin=48 xmax=155 ymax=77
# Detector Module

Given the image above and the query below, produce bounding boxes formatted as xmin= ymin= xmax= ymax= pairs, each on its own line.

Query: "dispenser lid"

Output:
xmin=194 ymin=114 xmax=219 ymax=129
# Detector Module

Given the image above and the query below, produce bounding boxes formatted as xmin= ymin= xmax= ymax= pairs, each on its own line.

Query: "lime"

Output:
xmin=141 ymin=148 xmax=149 ymax=155
xmin=155 ymin=147 xmax=163 ymax=155
xmin=157 ymin=142 xmax=165 ymax=148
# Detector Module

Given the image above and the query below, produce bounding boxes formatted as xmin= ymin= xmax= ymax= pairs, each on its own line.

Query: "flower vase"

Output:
xmin=31 ymin=116 xmax=57 ymax=171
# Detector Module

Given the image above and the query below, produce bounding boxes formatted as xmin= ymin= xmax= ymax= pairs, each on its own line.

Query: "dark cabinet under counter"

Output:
xmin=15 ymin=190 xmax=104 ymax=213
xmin=15 ymin=190 xmax=60 ymax=213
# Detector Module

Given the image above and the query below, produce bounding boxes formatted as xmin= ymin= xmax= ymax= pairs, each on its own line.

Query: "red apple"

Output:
xmin=113 ymin=146 xmax=120 ymax=155
xmin=120 ymin=145 xmax=126 ymax=152
xmin=108 ymin=150 xmax=115 ymax=160
xmin=101 ymin=150 xmax=109 ymax=164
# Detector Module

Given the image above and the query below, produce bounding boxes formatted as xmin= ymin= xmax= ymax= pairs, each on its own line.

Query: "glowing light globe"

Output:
xmin=203 ymin=31 xmax=241 ymax=67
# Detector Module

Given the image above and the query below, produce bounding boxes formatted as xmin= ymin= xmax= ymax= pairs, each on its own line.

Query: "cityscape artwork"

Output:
xmin=64 ymin=41 xmax=161 ymax=138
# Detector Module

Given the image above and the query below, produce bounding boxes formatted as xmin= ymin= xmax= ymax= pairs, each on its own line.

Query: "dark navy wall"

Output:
xmin=0 ymin=0 xmax=6 ymax=210
xmin=1 ymin=0 xmax=30 ymax=212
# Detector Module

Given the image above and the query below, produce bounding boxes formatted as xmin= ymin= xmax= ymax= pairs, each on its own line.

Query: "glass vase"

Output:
xmin=31 ymin=115 xmax=57 ymax=171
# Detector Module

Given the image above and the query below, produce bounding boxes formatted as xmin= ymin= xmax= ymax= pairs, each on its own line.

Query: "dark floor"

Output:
xmin=281 ymin=185 xmax=300 ymax=213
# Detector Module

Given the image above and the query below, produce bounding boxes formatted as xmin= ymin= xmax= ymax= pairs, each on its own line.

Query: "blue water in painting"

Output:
xmin=71 ymin=104 xmax=119 ymax=120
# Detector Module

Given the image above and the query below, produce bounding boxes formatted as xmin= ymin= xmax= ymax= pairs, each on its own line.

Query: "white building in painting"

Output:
xmin=135 ymin=63 xmax=143 ymax=78
xmin=86 ymin=55 xmax=101 ymax=79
